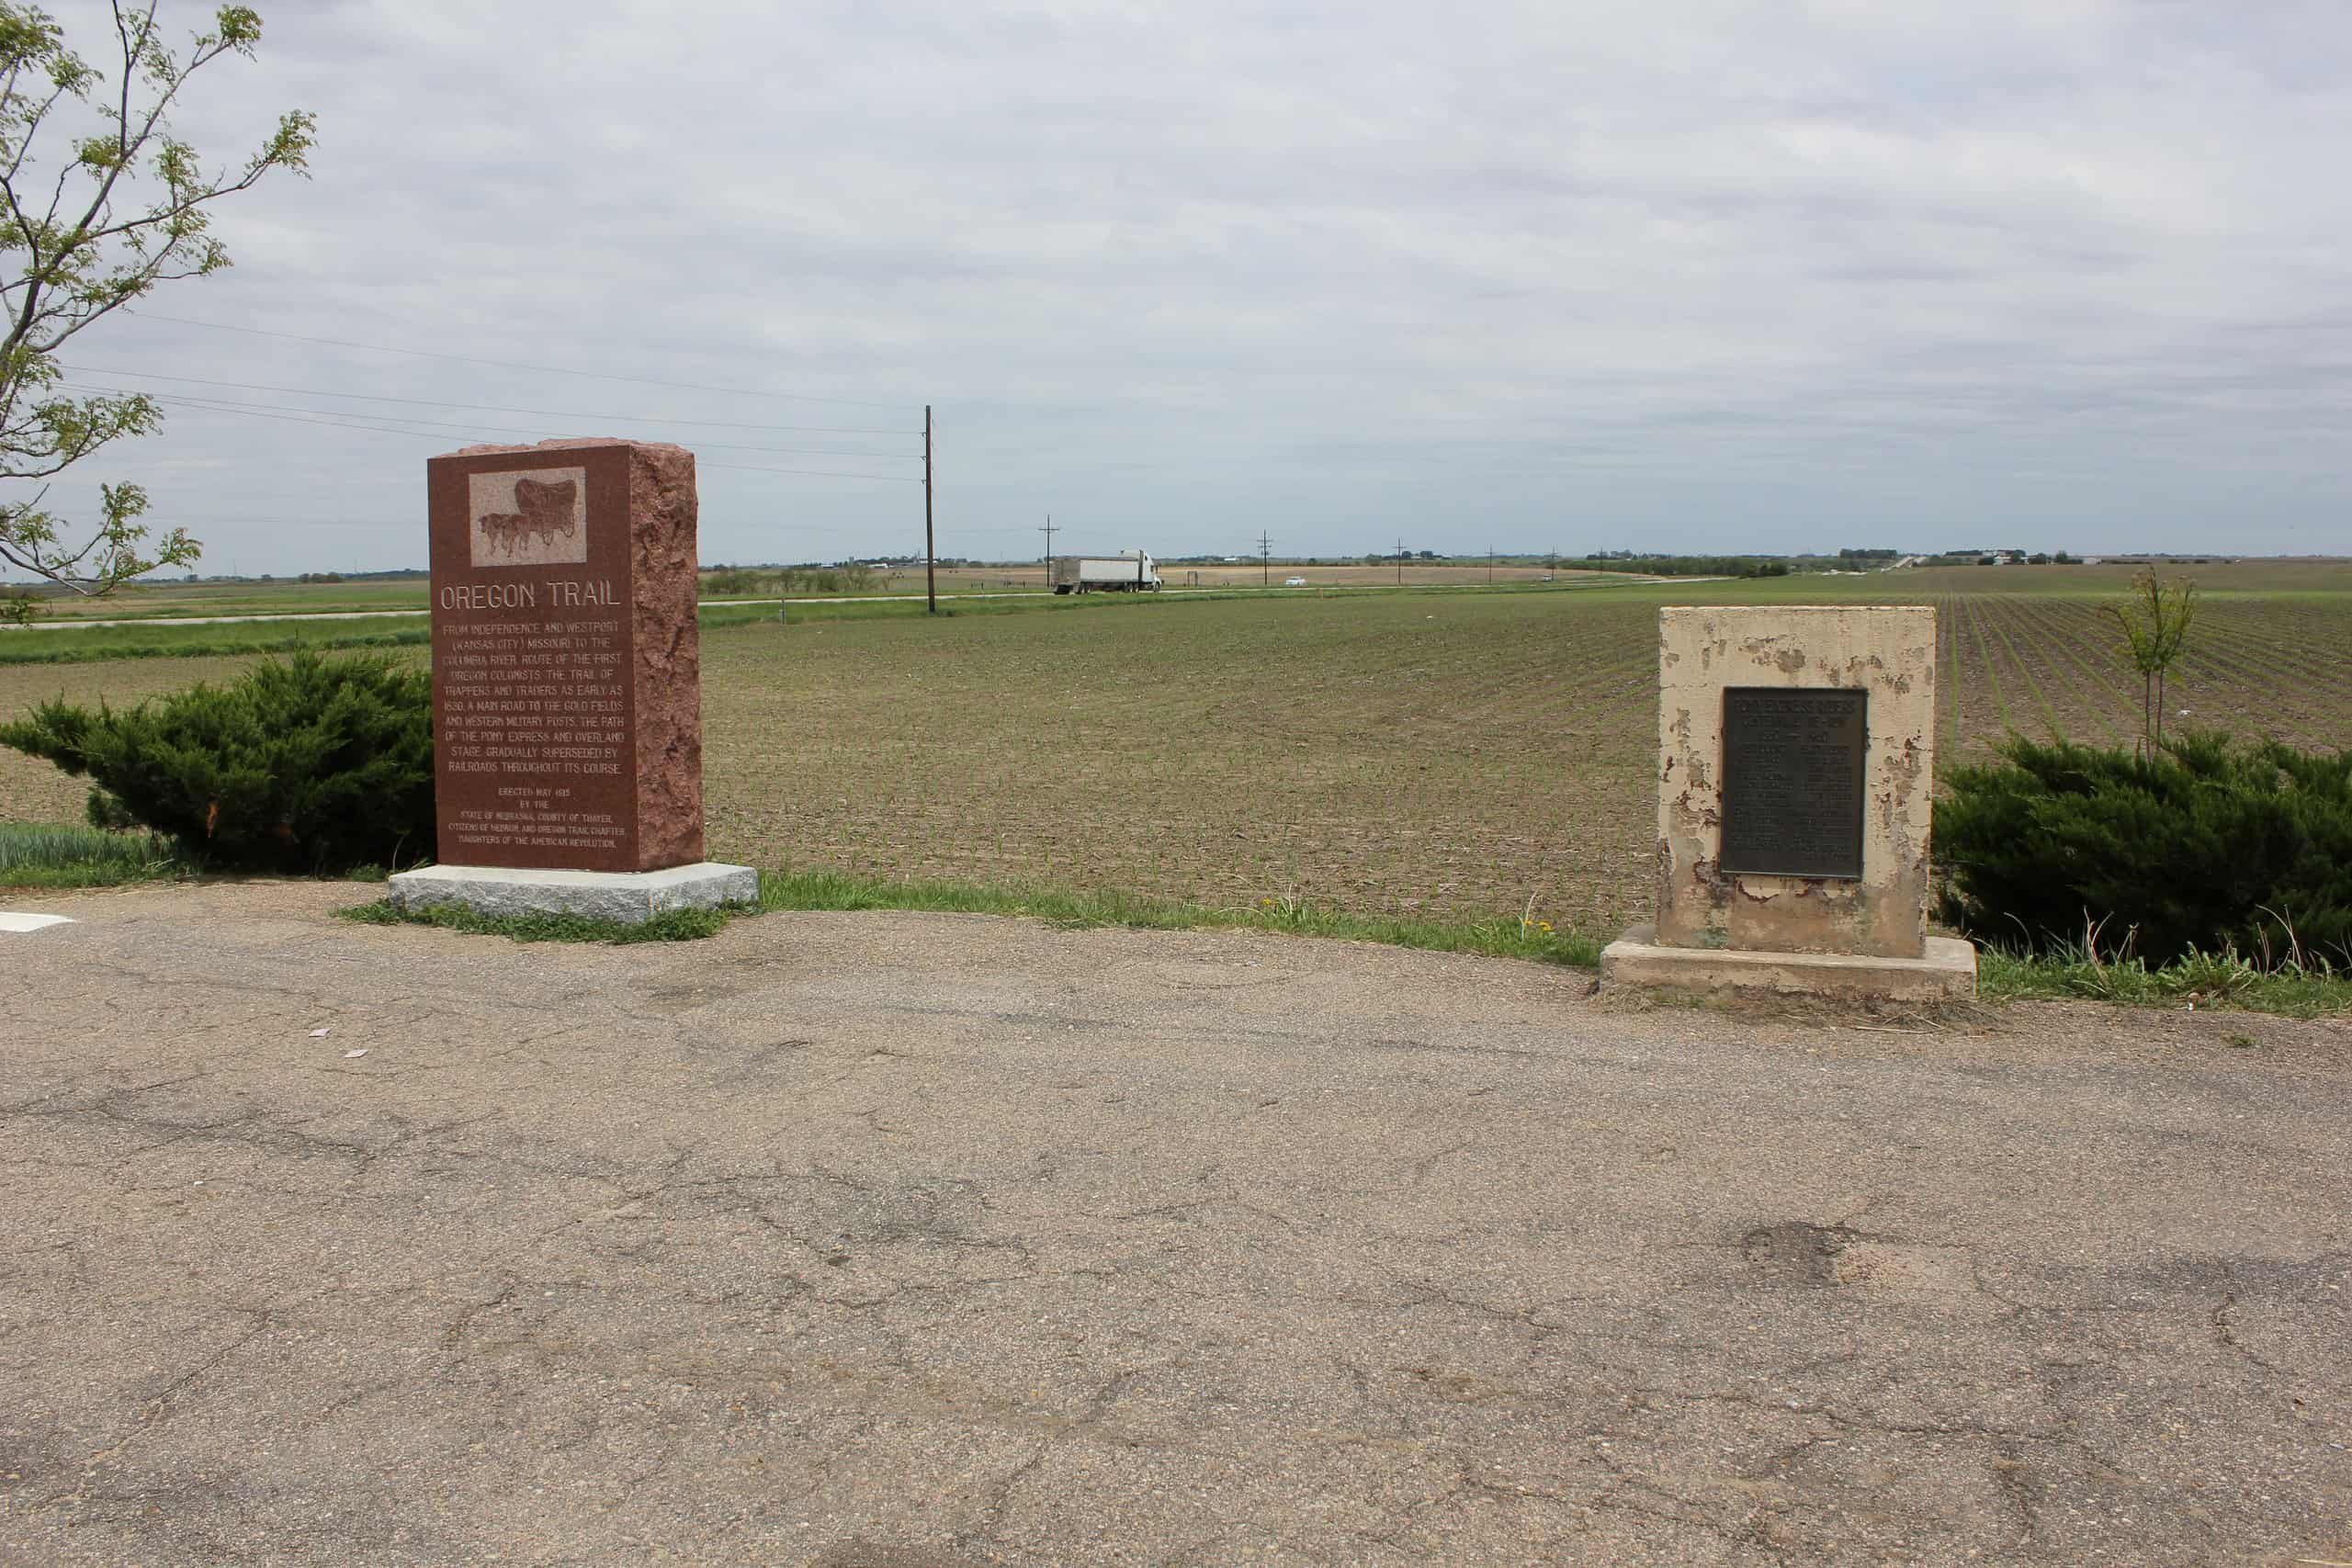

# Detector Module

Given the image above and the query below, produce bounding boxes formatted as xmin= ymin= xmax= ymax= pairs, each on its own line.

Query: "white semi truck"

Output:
xmin=1048 ymin=552 xmax=1162 ymax=593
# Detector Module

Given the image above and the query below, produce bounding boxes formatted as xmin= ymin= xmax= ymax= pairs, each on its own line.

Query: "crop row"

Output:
xmin=1932 ymin=594 xmax=2352 ymax=755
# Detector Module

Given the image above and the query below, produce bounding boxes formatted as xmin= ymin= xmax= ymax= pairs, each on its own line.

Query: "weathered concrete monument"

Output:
xmin=387 ymin=438 xmax=756 ymax=923
xmin=1601 ymin=605 xmax=1977 ymax=1000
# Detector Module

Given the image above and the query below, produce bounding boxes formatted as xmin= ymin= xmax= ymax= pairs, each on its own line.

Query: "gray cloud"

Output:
xmin=12 ymin=0 xmax=2350 ymax=575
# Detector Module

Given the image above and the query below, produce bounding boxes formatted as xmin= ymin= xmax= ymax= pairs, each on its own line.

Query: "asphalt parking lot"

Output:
xmin=3 ymin=881 xmax=2347 ymax=1565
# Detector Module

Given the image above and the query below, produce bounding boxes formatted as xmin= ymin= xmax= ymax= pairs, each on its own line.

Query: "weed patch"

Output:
xmin=1976 ymin=939 xmax=2351 ymax=1018
xmin=0 ymin=821 xmax=181 ymax=887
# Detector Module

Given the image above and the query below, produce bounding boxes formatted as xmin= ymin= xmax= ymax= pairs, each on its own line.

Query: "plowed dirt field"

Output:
xmin=5 ymin=562 xmax=2347 ymax=934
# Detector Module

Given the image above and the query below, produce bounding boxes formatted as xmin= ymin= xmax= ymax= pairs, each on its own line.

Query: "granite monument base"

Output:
xmin=388 ymin=862 xmax=758 ymax=926
xmin=1601 ymin=924 xmax=1978 ymax=1003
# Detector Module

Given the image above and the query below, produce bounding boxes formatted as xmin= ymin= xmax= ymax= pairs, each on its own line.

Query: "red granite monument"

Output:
xmin=389 ymin=438 xmax=753 ymax=922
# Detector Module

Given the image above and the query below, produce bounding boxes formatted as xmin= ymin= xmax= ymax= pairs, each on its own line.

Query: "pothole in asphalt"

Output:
xmin=1742 ymin=1220 xmax=1861 ymax=1286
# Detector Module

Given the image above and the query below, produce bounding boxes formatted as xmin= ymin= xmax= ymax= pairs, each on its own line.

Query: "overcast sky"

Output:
xmin=14 ymin=0 xmax=2352 ymax=575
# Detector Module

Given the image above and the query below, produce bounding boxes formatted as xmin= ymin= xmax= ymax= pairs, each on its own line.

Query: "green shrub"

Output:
xmin=1935 ymin=731 xmax=2352 ymax=964
xmin=0 ymin=651 xmax=435 ymax=874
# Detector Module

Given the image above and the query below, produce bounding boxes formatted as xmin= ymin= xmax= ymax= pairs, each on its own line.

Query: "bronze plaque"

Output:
xmin=426 ymin=446 xmax=638 ymax=871
xmin=1719 ymin=688 xmax=1866 ymax=879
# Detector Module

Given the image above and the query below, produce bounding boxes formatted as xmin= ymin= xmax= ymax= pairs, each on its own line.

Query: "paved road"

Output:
xmin=3 ymin=882 xmax=2346 ymax=1565
xmin=0 ymin=591 xmax=1252 ymax=631
xmin=0 ymin=578 xmax=1695 ymax=632
xmin=0 ymin=594 xmax=1044 ymax=631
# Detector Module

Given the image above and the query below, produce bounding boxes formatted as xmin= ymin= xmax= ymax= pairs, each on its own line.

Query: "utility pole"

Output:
xmin=1395 ymin=537 xmax=1404 ymax=586
xmin=1487 ymin=546 xmax=1494 ymax=585
xmin=923 ymin=404 xmax=936 ymax=615
xmin=1259 ymin=530 xmax=1272 ymax=587
xmin=1040 ymin=513 xmax=1057 ymax=576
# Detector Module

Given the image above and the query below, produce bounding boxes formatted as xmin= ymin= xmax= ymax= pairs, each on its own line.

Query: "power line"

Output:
xmin=150 ymin=513 xmax=893 ymax=536
xmin=60 ymin=364 xmax=920 ymax=435
xmin=704 ymin=460 xmax=919 ymax=483
xmin=60 ymin=390 xmax=919 ymax=482
xmin=120 ymin=310 xmax=908 ymax=410
xmin=48 ymin=389 xmax=513 ymax=443
xmin=66 ymin=386 xmax=923 ymax=480
xmin=64 ymin=384 xmax=922 ymax=461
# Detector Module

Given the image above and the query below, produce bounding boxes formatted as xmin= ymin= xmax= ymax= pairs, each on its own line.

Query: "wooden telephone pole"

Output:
xmin=923 ymin=404 xmax=936 ymax=615
xmin=1259 ymin=530 xmax=1272 ymax=587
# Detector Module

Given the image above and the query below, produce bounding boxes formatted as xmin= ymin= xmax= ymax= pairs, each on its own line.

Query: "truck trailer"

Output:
xmin=1048 ymin=552 xmax=1162 ymax=593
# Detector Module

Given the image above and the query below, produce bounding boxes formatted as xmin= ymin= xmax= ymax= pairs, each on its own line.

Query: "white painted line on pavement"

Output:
xmin=0 ymin=912 xmax=75 ymax=932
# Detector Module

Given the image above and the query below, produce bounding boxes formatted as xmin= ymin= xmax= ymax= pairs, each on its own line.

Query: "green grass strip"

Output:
xmin=0 ymin=578 xmax=1719 ymax=666
xmin=1975 ymin=944 xmax=2352 ymax=1019
xmin=332 ymin=863 xmax=1603 ymax=963
xmin=751 ymin=866 xmax=1606 ymax=966
xmin=0 ymin=624 xmax=433 ymax=666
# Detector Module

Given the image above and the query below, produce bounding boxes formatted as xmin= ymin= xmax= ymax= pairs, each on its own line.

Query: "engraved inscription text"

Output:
xmin=1719 ymin=687 xmax=1866 ymax=879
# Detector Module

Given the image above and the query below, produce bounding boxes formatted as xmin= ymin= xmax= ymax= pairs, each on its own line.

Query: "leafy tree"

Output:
xmin=2105 ymin=568 xmax=2197 ymax=747
xmin=0 ymin=3 xmax=313 ymax=595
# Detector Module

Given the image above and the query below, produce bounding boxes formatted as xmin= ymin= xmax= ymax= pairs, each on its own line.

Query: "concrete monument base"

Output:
xmin=388 ymin=863 xmax=758 ymax=926
xmin=1601 ymin=925 xmax=1978 ymax=1003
